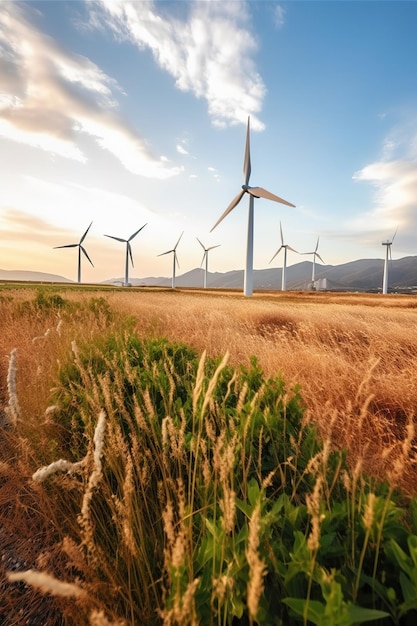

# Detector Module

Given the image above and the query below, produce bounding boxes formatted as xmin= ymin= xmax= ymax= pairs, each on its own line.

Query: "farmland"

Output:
xmin=1 ymin=285 xmax=417 ymax=625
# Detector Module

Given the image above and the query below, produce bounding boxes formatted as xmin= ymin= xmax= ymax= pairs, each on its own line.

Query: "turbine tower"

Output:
xmin=302 ymin=237 xmax=324 ymax=287
xmin=158 ymin=232 xmax=183 ymax=288
xmin=382 ymin=229 xmax=397 ymax=295
xmin=104 ymin=224 xmax=147 ymax=286
xmin=210 ymin=116 xmax=295 ymax=297
xmin=197 ymin=237 xmax=220 ymax=289
xmin=269 ymin=222 xmax=298 ymax=291
xmin=54 ymin=221 xmax=94 ymax=283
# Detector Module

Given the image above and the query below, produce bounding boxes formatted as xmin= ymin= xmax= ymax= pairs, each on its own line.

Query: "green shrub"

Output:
xmin=35 ymin=333 xmax=417 ymax=625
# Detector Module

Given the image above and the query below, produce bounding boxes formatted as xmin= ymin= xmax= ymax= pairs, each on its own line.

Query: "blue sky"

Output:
xmin=1 ymin=0 xmax=417 ymax=283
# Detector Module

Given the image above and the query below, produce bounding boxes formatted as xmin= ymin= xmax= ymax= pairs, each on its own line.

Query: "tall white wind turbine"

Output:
xmin=302 ymin=237 xmax=324 ymax=286
xmin=54 ymin=222 xmax=94 ymax=283
xmin=104 ymin=224 xmax=147 ymax=286
xmin=197 ymin=237 xmax=220 ymax=289
xmin=210 ymin=116 xmax=295 ymax=297
xmin=382 ymin=229 xmax=397 ymax=294
xmin=269 ymin=222 xmax=298 ymax=291
xmin=158 ymin=232 xmax=183 ymax=288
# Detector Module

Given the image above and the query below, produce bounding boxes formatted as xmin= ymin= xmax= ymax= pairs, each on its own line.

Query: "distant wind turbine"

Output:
xmin=158 ymin=232 xmax=183 ymax=288
xmin=382 ymin=229 xmax=397 ymax=295
xmin=104 ymin=224 xmax=147 ymax=286
xmin=210 ymin=116 xmax=295 ymax=297
xmin=197 ymin=237 xmax=220 ymax=289
xmin=302 ymin=237 xmax=324 ymax=286
xmin=54 ymin=222 xmax=93 ymax=283
xmin=269 ymin=222 xmax=298 ymax=291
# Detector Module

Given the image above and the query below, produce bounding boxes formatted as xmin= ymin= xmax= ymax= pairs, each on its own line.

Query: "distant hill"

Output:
xmin=116 ymin=256 xmax=417 ymax=292
xmin=5 ymin=256 xmax=417 ymax=293
xmin=0 ymin=269 xmax=71 ymax=283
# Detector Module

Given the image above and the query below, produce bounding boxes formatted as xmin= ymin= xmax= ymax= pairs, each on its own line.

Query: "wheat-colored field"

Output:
xmin=1 ymin=285 xmax=417 ymax=625
xmin=1 ymin=286 xmax=417 ymax=488
xmin=114 ymin=288 xmax=417 ymax=487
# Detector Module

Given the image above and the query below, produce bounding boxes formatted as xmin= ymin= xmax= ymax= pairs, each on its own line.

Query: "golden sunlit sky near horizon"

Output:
xmin=1 ymin=0 xmax=417 ymax=283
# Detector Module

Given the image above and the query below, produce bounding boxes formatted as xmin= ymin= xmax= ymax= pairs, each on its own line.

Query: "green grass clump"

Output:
xmin=20 ymin=330 xmax=414 ymax=626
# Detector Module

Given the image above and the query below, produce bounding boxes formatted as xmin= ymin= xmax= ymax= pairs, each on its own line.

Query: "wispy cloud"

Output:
xmin=177 ymin=143 xmax=189 ymax=156
xmin=208 ymin=165 xmax=220 ymax=182
xmin=91 ymin=0 xmax=266 ymax=130
xmin=274 ymin=5 xmax=287 ymax=29
xmin=353 ymin=160 xmax=417 ymax=226
xmin=0 ymin=2 xmax=180 ymax=178
xmin=0 ymin=208 xmax=67 ymax=243
xmin=352 ymin=115 xmax=417 ymax=250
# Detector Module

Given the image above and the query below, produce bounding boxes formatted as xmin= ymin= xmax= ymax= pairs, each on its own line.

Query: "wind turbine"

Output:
xmin=54 ymin=222 xmax=94 ymax=283
xmin=197 ymin=238 xmax=220 ymax=289
xmin=104 ymin=224 xmax=147 ymax=286
xmin=158 ymin=232 xmax=183 ymax=288
xmin=210 ymin=116 xmax=295 ymax=297
xmin=269 ymin=222 xmax=298 ymax=291
xmin=302 ymin=237 xmax=324 ymax=287
xmin=382 ymin=229 xmax=397 ymax=295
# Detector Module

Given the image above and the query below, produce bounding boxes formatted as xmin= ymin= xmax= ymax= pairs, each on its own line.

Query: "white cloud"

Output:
xmin=92 ymin=0 xmax=266 ymax=130
xmin=177 ymin=144 xmax=189 ymax=155
xmin=0 ymin=2 xmax=180 ymax=178
xmin=352 ymin=117 xmax=417 ymax=246
xmin=0 ymin=173 xmax=156 ymax=238
xmin=208 ymin=165 xmax=220 ymax=181
xmin=353 ymin=159 xmax=417 ymax=227
xmin=274 ymin=5 xmax=287 ymax=29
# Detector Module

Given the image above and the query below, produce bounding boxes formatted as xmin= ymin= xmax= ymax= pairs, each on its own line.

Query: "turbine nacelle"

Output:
xmin=241 ymin=184 xmax=260 ymax=198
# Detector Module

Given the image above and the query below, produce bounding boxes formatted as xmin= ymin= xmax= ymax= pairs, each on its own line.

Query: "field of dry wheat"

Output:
xmin=1 ymin=285 xmax=417 ymax=625
xmin=1 ymin=286 xmax=417 ymax=488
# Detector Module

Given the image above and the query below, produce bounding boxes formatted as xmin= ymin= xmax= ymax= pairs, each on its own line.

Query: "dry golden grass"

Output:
xmin=1 ymin=285 xmax=417 ymax=624
xmin=1 ymin=286 xmax=417 ymax=489
xmin=104 ymin=288 xmax=417 ymax=488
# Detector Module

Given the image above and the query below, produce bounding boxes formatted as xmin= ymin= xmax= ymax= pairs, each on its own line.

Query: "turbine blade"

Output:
xmin=53 ymin=244 xmax=77 ymax=249
xmin=80 ymin=245 xmax=94 ymax=267
xmin=127 ymin=242 xmax=135 ymax=267
xmin=104 ymin=234 xmax=127 ymax=243
xmin=174 ymin=250 xmax=180 ymax=269
xmin=243 ymin=116 xmax=251 ymax=185
xmin=207 ymin=244 xmax=221 ymax=251
xmin=210 ymin=189 xmax=245 ymax=232
xmin=129 ymin=223 xmax=147 ymax=241
xmin=200 ymin=251 xmax=206 ymax=267
xmin=287 ymin=246 xmax=299 ymax=254
xmin=391 ymin=227 xmax=398 ymax=243
xmin=196 ymin=237 xmax=206 ymax=250
xmin=315 ymin=253 xmax=324 ymax=264
xmin=157 ymin=250 xmax=173 ymax=257
xmin=248 ymin=187 xmax=296 ymax=207
xmin=174 ymin=231 xmax=184 ymax=250
xmin=80 ymin=221 xmax=93 ymax=243
xmin=280 ymin=221 xmax=284 ymax=245
xmin=315 ymin=236 xmax=320 ymax=252
xmin=269 ymin=245 xmax=283 ymax=264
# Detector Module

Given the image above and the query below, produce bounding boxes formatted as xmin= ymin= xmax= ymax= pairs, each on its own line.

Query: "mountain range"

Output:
xmin=2 ymin=257 xmax=417 ymax=293
xmin=113 ymin=256 xmax=417 ymax=292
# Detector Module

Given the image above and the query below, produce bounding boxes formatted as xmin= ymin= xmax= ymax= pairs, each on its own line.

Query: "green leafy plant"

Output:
xmin=6 ymin=327 xmax=417 ymax=625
